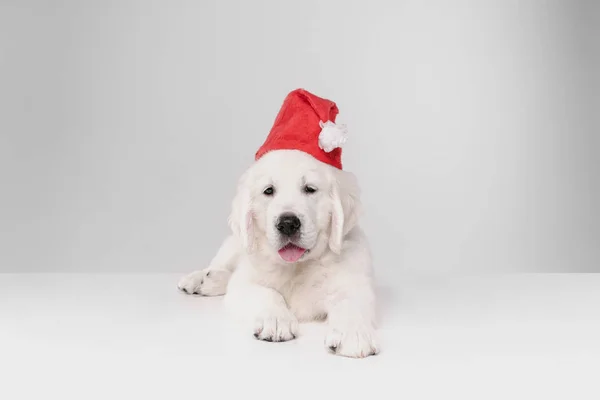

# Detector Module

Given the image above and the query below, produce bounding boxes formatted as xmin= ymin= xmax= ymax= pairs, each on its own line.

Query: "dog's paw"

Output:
xmin=253 ymin=310 xmax=298 ymax=342
xmin=177 ymin=268 xmax=230 ymax=296
xmin=325 ymin=324 xmax=379 ymax=358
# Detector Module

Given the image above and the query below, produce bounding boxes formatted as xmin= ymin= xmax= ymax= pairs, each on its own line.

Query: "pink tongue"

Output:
xmin=278 ymin=244 xmax=306 ymax=263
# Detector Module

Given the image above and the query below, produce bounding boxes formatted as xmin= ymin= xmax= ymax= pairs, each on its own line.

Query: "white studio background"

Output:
xmin=1 ymin=0 xmax=599 ymax=280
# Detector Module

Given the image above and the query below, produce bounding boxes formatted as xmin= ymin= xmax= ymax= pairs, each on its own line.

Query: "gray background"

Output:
xmin=1 ymin=0 xmax=598 ymax=279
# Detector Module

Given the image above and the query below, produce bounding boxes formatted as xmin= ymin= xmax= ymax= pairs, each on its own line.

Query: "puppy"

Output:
xmin=178 ymin=90 xmax=378 ymax=358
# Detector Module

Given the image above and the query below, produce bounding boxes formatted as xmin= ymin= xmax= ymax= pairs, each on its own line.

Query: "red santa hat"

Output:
xmin=255 ymin=89 xmax=348 ymax=169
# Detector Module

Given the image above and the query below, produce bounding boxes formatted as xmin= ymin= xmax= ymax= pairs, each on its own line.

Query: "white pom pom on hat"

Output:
xmin=318 ymin=120 xmax=348 ymax=153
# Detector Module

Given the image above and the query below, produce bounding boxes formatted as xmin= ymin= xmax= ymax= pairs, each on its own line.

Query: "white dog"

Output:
xmin=179 ymin=84 xmax=379 ymax=358
xmin=178 ymin=149 xmax=378 ymax=358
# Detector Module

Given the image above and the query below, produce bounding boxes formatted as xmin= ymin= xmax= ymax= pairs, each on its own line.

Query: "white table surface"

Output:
xmin=1 ymin=273 xmax=599 ymax=400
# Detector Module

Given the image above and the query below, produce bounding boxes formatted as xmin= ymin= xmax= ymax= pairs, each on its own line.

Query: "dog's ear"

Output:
xmin=228 ymin=170 xmax=255 ymax=252
xmin=329 ymin=169 xmax=362 ymax=254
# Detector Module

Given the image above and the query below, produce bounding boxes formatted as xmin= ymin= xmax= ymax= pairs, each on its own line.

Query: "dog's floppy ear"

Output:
xmin=228 ymin=170 xmax=255 ymax=252
xmin=329 ymin=169 xmax=362 ymax=254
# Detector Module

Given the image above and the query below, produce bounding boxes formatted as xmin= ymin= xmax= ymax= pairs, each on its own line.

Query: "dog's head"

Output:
xmin=228 ymin=150 xmax=361 ymax=264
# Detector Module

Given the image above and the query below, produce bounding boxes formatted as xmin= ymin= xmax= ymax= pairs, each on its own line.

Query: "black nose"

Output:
xmin=276 ymin=214 xmax=301 ymax=236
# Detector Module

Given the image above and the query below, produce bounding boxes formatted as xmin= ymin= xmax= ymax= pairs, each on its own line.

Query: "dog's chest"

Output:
xmin=279 ymin=263 xmax=330 ymax=321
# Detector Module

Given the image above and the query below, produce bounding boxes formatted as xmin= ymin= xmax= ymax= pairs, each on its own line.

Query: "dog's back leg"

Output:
xmin=178 ymin=235 xmax=240 ymax=296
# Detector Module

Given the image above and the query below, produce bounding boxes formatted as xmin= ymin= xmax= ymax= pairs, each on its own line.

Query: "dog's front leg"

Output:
xmin=178 ymin=235 xmax=239 ymax=296
xmin=225 ymin=277 xmax=298 ymax=342
xmin=324 ymin=280 xmax=379 ymax=358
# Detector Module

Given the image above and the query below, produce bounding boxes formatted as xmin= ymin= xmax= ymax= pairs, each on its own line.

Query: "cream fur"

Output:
xmin=178 ymin=150 xmax=378 ymax=358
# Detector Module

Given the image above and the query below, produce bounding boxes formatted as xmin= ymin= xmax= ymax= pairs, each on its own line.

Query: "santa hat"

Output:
xmin=255 ymin=89 xmax=348 ymax=169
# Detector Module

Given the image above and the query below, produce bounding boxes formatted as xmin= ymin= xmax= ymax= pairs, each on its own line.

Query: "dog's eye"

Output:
xmin=263 ymin=186 xmax=275 ymax=196
xmin=303 ymin=185 xmax=317 ymax=194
